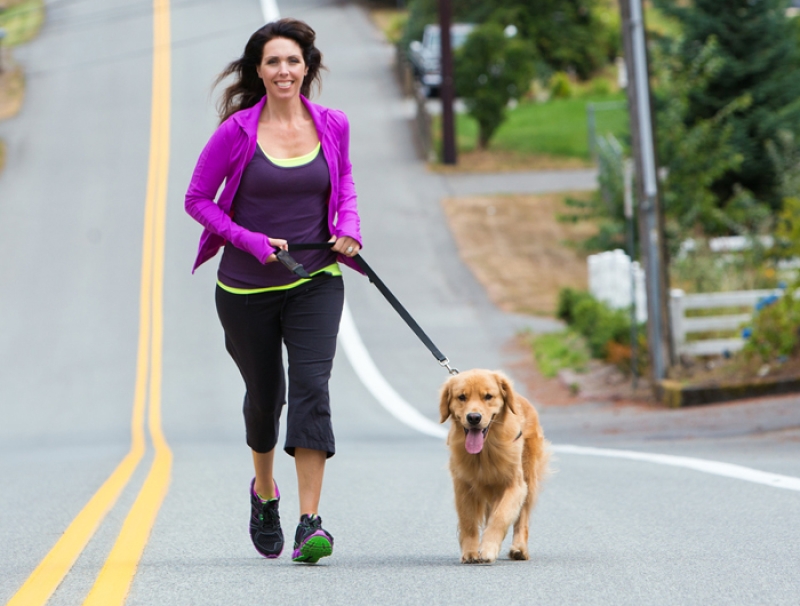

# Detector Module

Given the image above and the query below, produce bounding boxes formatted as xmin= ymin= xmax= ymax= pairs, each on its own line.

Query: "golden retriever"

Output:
xmin=439 ymin=369 xmax=549 ymax=564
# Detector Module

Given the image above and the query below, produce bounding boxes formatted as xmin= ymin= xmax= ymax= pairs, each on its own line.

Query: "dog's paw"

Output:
xmin=461 ymin=550 xmax=483 ymax=564
xmin=509 ymin=547 xmax=529 ymax=561
xmin=478 ymin=546 xmax=498 ymax=563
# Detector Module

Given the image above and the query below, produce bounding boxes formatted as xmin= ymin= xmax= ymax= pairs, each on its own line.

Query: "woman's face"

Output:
xmin=257 ymin=36 xmax=308 ymax=100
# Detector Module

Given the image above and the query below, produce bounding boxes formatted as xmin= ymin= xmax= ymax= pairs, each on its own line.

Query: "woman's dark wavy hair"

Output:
xmin=214 ymin=19 xmax=325 ymax=124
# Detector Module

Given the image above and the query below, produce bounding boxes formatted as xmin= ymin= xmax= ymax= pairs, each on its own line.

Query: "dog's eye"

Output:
xmin=457 ymin=394 xmax=467 ymax=401
xmin=484 ymin=393 xmax=493 ymax=401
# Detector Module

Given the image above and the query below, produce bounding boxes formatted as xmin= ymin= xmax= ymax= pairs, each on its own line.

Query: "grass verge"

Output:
xmin=528 ymin=330 xmax=591 ymax=378
xmin=431 ymin=93 xmax=628 ymax=168
xmin=0 ymin=65 xmax=24 ymax=119
xmin=440 ymin=192 xmax=596 ymax=315
xmin=0 ymin=0 xmax=45 ymax=46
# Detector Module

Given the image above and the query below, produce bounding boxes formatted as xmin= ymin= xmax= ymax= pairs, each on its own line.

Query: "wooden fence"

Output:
xmin=669 ymin=288 xmax=784 ymax=357
xmin=588 ymin=249 xmax=789 ymax=357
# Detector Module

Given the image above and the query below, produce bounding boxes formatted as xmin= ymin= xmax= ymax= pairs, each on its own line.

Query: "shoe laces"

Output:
xmin=258 ymin=501 xmax=280 ymax=526
xmin=300 ymin=514 xmax=322 ymax=530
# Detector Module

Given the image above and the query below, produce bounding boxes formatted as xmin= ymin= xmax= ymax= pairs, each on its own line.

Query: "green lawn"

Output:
xmin=438 ymin=93 xmax=629 ymax=160
xmin=0 ymin=0 xmax=45 ymax=47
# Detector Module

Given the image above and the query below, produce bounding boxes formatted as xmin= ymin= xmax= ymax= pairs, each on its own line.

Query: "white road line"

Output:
xmin=339 ymin=302 xmax=448 ymax=439
xmin=260 ymin=0 xmax=279 ymax=22
xmin=553 ymin=445 xmax=800 ymax=491
xmin=262 ymin=1 xmax=800 ymax=493
xmin=341 ymin=304 xmax=800 ymax=492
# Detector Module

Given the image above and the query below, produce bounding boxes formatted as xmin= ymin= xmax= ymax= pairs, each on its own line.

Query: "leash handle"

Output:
xmin=288 ymin=242 xmax=458 ymax=374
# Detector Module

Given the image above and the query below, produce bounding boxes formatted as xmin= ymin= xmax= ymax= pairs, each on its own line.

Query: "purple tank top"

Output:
xmin=218 ymin=145 xmax=336 ymax=288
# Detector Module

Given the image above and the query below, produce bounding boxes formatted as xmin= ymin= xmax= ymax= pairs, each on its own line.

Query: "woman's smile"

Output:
xmin=258 ymin=36 xmax=308 ymax=97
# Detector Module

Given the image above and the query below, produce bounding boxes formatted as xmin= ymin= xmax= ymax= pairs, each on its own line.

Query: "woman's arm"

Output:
xmin=184 ymin=124 xmax=277 ymax=263
xmin=331 ymin=113 xmax=362 ymax=247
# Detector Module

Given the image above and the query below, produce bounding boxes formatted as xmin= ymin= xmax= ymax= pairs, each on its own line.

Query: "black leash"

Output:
xmin=285 ymin=242 xmax=459 ymax=375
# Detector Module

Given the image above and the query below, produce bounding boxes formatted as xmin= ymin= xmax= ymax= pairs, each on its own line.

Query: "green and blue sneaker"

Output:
xmin=292 ymin=514 xmax=333 ymax=563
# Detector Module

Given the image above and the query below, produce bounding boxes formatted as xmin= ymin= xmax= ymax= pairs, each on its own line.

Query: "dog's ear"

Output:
xmin=495 ymin=372 xmax=518 ymax=415
xmin=439 ymin=380 xmax=452 ymax=423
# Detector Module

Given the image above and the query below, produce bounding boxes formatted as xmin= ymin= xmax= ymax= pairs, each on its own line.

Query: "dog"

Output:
xmin=439 ymin=369 xmax=549 ymax=564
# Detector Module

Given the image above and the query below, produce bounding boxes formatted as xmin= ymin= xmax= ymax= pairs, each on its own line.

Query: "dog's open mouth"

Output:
xmin=464 ymin=427 xmax=489 ymax=454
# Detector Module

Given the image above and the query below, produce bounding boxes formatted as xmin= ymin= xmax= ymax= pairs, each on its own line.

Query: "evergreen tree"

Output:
xmin=656 ymin=0 xmax=800 ymax=211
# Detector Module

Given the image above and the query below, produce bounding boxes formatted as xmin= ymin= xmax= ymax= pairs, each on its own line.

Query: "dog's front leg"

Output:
xmin=453 ymin=479 xmax=482 ymax=563
xmin=479 ymin=479 xmax=526 ymax=563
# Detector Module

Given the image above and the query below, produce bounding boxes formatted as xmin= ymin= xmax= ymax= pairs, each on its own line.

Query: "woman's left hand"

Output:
xmin=330 ymin=236 xmax=361 ymax=258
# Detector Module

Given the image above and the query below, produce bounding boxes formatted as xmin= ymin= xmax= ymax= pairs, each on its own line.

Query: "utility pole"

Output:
xmin=619 ymin=0 xmax=673 ymax=388
xmin=439 ymin=0 xmax=457 ymax=164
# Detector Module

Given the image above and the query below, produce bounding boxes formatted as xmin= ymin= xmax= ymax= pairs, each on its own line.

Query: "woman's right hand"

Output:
xmin=265 ymin=238 xmax=288 ymax=263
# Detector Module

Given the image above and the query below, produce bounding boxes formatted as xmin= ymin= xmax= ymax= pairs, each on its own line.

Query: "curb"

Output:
xmin=660 ymin=376 xmax=800 ymax=408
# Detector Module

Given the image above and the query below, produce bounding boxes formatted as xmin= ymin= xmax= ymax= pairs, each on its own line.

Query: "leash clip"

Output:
xmin=440 ymin=358 xmax=459 ymax=375
xmin=275 ymin=249 xmax=311 ymax=279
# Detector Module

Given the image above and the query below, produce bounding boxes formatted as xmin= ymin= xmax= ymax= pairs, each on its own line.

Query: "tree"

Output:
xmin=560 ymin=134 xmax=630 ymax=253
xmin=454 ymin=23 xmax=536 ymax=149
xmin=403 ymin=0 xmax=617 ymax=80
xmin=653 ymin=35 xmax=764 ymax=243
xmin=655 ymin=0 xmax=800 ymax=212
xmin=483 ymin=0 xmax=619 ymax=79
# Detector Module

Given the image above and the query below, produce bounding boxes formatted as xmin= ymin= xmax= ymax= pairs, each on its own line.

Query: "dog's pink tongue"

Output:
xmin=465 ymin=428 xmax=485 ymax=454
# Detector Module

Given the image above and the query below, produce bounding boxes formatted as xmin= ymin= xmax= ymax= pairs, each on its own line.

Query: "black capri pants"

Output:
xmin=215 ymin=275 xmax=344 ymax=457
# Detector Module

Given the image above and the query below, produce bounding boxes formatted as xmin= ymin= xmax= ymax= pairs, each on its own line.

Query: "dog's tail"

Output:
xmin=536 ymin=439 xmax=553 ymax=484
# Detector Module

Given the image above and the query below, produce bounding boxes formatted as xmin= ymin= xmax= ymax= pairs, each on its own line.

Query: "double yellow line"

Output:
xmin=7 ymin=1 xmax=173 ymax=604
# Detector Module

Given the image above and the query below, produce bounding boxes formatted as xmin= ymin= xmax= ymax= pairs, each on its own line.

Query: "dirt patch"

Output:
xmin=430 ymin=149 xmax=594 ymax=174
xmin=505 ymin=335 xmax=656 ymax=407
xmin=441 ymin=192 xmax=597 ymax=316
xmin=442 ymin=191 xmax=662 ymax=406
xmin=0 ymin=65 xmax=24 ymax=120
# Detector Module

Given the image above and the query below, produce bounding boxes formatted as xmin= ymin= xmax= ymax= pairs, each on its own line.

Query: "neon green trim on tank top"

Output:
xmin=258 ymin=142 xmax=321 ymax=167
xmin=217 ymin=262 xmax=342 ymax=295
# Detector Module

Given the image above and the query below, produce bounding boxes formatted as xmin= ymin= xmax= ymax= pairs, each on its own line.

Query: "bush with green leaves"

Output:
xmin=742 ymin=288 xmax=800 ymax=363
xmin=556 ymin=288 xmax=632 ymax=359
xmin=454 ymin=23 xmax=536 ymax=148
xmin=548 ymin=71 xmax=573 ymax=99
xmin=529 ymin=330 xmax=591 ymax=378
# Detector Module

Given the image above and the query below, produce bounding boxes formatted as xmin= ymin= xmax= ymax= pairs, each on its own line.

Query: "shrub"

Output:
xmin=742 ymin=287 xmax=800 ymax=363
xmin=548 ymin=71 xmax=573 ymax=99
xmin=588 ymin=77 xmax=612 ymax=97
xmin=529 ymin=330 xmax=591 ymax=378
xmin=557 ymin=288 xmax=632 ymax=359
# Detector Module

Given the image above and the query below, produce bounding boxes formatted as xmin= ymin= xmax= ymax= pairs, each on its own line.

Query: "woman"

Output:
xmin=185 ymin=18 xmax=362 ymax=564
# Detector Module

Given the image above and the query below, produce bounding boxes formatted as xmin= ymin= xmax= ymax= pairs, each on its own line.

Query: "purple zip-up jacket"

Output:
xmin=185 ymin=95 xmax=363 ymax=274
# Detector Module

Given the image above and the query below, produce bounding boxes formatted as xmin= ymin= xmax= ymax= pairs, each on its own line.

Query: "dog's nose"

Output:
xmin=466 ymin=413 xmax=482 ymax=426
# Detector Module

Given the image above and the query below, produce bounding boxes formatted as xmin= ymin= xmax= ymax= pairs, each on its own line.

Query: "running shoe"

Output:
xmin=249 ymin=478 xmax=284 ymax=558
xmin=292 ymin=514 xmax=334 ymax=563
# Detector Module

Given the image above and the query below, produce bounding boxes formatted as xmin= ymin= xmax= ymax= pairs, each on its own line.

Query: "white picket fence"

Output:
xmin=587 ymin=249 xmax=786 ymax=357
xmin=587 ymin=249 xmax=647 ymax=323
xmin=669 ymin=288 xmax=781 ymax=356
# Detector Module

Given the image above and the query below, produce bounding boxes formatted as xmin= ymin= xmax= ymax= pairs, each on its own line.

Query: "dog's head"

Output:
xmin=439 ymin=369 xmax=517 ymax=454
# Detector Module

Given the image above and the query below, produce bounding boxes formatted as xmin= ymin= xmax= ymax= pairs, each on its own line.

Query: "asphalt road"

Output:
xmin=1 ymin=1 xmax=798 ymax=605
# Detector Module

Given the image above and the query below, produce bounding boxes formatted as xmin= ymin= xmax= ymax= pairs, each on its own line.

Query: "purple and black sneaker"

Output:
xmin=249 ymin=479 xmax=283 ymax=558
xmin=292 ymin=514 xmax=333 ymax=563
